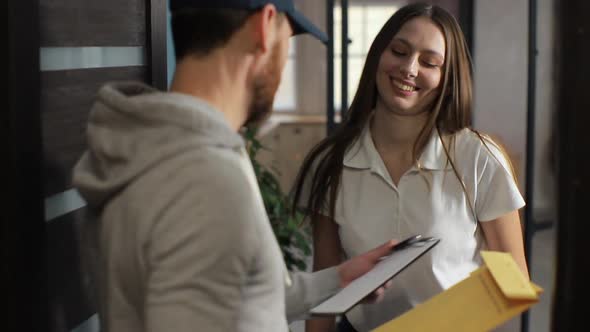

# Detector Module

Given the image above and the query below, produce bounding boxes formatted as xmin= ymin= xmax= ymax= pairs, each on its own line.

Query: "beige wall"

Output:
xmin=472 ymin=0 xmax=528 ymax=187
xmin=293 ymin=0 xmax=327 ymax=115
xmin=473 ymin=0 xmax=556 ymax=214
xmin=257 ymin=120 xmax=326 ymax=193
xmin=533 ymin=0 xmax=557 ymax=215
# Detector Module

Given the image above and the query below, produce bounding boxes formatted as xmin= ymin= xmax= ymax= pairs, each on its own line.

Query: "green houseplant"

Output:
xmin=243 ymin=127 xmax=311 ymax=272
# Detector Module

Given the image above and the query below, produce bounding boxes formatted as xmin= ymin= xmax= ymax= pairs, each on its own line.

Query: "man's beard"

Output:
xmin=244 ymin=43 xmax=283 ymax=127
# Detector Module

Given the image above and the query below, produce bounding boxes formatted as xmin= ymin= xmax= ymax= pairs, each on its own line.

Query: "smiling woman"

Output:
xmin=293 ymin=3 xmax=527 ymax=332
xmin=375 ymin=16 xmax=446 ymax=117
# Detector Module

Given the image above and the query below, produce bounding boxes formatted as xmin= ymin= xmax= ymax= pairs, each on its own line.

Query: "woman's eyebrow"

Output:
xmin=393 ymin=37 xmax=445 ymax=59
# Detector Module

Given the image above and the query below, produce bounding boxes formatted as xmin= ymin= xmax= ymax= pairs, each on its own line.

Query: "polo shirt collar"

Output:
xmin=419 ymin=129 xmax=452 ymax=171
xmin=343 ymin=123 xmax=452 ymax=171
xmin=342 ymin=124 xmax=376 ymax=170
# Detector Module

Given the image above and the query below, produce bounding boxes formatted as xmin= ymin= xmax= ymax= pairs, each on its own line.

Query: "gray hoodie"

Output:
xmin=73 ymin=82 xmax=340 ymax=332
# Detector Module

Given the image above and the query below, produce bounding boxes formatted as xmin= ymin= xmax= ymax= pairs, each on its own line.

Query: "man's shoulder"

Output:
xmin=139 ymin=145 xmax=263 ymax=236
xmin=184 ymin=145 xmax=251 ymax=184
xmin=128 ymin=144 xmax=253 ymax=207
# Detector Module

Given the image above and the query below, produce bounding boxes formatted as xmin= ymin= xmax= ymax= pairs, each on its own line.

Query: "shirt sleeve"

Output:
xmin=144 ymin=161 xmax=258 ymax=332
xmin=475 ymin=139 xmax=526 ymax=222
xmin=285 ymin=267 xmax=341 ymax=322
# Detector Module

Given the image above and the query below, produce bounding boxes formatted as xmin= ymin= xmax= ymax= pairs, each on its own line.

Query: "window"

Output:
xmin=273 ymin=42 xmax=297 ymax=111
xmin=334 ymin=4 xmax=399 ymax=111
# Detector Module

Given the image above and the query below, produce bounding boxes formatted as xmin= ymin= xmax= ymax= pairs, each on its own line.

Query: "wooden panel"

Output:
xmin=40 ymin=0 xmax=146 ymax=46
xmin=42 ymin=66 xmax=148 ymax=196
xmin=47 ymin=208 xmax=96 ymax=331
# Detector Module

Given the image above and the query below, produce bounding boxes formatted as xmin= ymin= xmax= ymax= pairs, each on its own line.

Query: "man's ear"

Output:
xmin=251 ymin=4 xmax=279 ymax=54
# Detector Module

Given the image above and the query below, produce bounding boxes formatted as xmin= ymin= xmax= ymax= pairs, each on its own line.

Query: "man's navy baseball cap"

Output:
xmin=169 ymin=0 xmax=328 ymax=44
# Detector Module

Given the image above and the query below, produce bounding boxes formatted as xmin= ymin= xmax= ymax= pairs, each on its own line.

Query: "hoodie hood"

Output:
xmin=73 ymin=81 xmax=244 ymax=210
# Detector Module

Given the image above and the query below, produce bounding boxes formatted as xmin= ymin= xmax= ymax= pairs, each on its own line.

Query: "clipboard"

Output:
xmin=310 ymin=236 xmax=440 ymax=316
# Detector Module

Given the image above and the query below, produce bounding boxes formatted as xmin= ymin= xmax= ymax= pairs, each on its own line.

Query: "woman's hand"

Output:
xmin=337 ymin=240 xmax=398 ymax=303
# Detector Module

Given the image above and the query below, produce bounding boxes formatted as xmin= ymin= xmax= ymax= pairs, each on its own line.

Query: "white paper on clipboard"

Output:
xmin=310 ymin=238 xmax=440 ymax=316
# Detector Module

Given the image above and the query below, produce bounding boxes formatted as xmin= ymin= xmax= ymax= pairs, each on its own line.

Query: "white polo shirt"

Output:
xmin=303 ymin=125 xmax=525 ymax=331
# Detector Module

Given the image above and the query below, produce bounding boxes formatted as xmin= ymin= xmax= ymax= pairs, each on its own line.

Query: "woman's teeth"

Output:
xmin=393 ymin=80 xmax=416 ymax=92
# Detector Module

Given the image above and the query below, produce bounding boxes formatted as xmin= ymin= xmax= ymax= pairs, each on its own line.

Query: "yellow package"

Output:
xmin=373 ymin=251 xmax=543 ymax=332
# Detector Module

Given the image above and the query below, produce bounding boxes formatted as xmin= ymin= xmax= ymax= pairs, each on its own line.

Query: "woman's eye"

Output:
xmin=422 ymin=60 xmax=439 ymax=68
xmin=392 ymin=49 xmax=406 ymax=56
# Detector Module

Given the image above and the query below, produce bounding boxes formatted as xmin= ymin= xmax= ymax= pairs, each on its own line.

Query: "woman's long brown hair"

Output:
xmin=292 ymin=3 xmax=482 ymax=219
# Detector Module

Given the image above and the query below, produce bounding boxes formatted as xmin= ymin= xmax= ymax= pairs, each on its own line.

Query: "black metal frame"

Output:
xmin=340 ymin=0 xmax=349 ymax=121
xmin=522 ymin=0 xmax=539 ymax=330
xmin=459 ymin=0 xmax=475 ymax=59
xmin=148 ymin=0 xmax=168 ymax=90
xmin=326 ymin=0 xmax=336 ymax=134
xmin=552 ymin=0 xmax=590 ymax=330
xmin=2 ymin=0 xmax=47 ymax=331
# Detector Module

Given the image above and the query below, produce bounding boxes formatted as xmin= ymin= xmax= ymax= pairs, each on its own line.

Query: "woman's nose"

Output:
xmin=399 ymin=57 xmax=418 ymax=78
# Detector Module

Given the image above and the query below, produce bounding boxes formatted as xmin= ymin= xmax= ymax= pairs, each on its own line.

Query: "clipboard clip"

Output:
xmin=392 ymin=234 xmax=437 ymax=252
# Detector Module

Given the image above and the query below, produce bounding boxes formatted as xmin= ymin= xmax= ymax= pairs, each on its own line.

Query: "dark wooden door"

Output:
xmin=3 ymin=1 xmax=167 ymax=331
xmin=552 ymin=0 xmax=590 ymax=330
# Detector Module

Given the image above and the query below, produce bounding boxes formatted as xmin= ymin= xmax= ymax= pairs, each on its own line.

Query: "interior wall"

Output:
xmin=533 ymin=0 xmax=557 ymax=216
xmin=473 ymin=0 xmax=556 ymax=216
xmin=257 ymin=122 xmax=326 ymax=193
xmin=472 ymin=0 xmax=528 ymax=187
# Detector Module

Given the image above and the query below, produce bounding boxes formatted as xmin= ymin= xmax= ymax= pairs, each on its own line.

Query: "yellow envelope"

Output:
xmin=373 ymin=251 xmax=543 ymax=332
